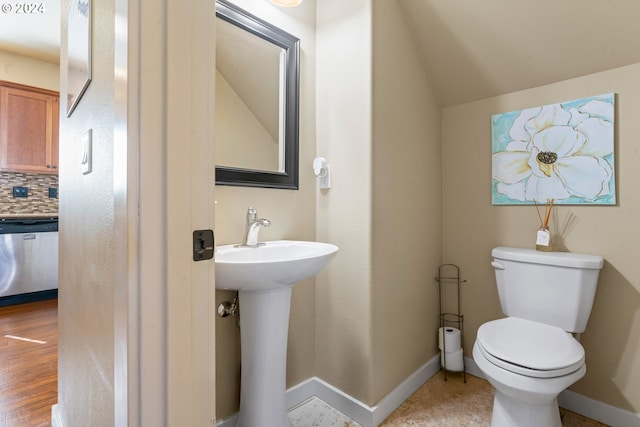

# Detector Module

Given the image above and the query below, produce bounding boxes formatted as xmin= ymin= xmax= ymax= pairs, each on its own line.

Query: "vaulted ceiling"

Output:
xmin=399 ymin=0 xmax=640 ymax=107
xmin=1 ymin=0 xmax=640 ymax=107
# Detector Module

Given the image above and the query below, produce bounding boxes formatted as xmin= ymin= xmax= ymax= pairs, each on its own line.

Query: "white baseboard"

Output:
xmin=288 ymin=354 xmax=442 ymax=427
xmin=51 ymin=404 xmax=65 ymax=427
xmin=218 ymin=355 xmax=639 ymax=427
xmin=369 ymin=354 xmax=442 ymax=426
xmin=463 ymin=355 xmax=485 ymax=379
xmin=298 ymin=376 xmax=376 ymax=427
xmin=559 ymin=389 xmax=640 ymax=427
xmin=217 ymin=355 xmax=441 ymax=427
xmin=216 ymin=412 xmax=237 ymax=427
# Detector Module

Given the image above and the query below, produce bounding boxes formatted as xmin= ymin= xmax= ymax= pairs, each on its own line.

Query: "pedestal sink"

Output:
xmin=215 ymin=240 xmax=339 ymax=427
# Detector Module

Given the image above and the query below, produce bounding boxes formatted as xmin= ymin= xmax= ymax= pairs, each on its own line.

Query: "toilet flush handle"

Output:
xmin=491 ymin=261 xmax=505 ymax=270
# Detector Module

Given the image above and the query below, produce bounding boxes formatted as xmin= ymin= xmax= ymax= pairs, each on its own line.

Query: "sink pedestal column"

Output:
xmin=236 ymin=286 xmax=293 ymax=427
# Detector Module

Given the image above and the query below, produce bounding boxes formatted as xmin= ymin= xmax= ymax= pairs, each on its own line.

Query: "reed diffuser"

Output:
xmin=535 ymin=199 xmax=554 ymax=252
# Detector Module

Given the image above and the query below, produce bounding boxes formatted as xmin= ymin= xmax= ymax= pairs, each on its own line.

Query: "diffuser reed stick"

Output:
xmin=534 ymin=199 xmax=544 ymax=226
xmin=543 ymin=199 xmax=554 ymax=228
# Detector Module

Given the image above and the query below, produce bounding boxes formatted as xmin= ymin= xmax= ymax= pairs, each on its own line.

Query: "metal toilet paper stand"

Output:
xmin=436 ymin=264 xmax=467 ymax=382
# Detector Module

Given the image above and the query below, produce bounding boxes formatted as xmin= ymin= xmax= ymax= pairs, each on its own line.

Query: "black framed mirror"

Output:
xmin=215 ymin=0 xmax=300 ymax=189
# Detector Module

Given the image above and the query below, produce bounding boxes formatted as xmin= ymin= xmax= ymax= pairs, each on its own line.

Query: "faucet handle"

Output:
xmin=246 ymin=207 xmax=257 ymax=224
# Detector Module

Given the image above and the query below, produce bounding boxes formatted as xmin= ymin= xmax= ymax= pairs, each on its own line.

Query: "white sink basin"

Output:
xmin=215 ymin=240 xmax=339 ymax=291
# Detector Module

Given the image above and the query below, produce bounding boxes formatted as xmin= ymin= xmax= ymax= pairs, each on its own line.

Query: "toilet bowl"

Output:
xmin=474 ymin=247 xmax=603 ymax=427
xmin=473 ymin=317 xmax=586 ymax=427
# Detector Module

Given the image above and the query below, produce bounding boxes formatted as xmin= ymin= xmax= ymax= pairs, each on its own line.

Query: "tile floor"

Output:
xmin=289 ymin=397 xmax=358 ymax=427
xmin=289 ymin=371 xmax=609 ymax=427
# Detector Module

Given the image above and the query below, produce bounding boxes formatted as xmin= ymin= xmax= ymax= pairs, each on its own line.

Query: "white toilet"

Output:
xmin=473 ymin=247 xmax=604 ymax=427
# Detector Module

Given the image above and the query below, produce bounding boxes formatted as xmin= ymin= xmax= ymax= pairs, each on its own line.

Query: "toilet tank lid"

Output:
xmin=492 ymin=247 xmax=604 ymax=269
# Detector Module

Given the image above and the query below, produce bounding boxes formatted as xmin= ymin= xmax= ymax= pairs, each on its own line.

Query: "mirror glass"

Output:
xmin=215 ymin=0 xmax=300 ymax=189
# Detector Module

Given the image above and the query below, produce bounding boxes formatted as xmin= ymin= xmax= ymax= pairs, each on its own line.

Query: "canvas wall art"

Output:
xmin=491 ymin=93 xmax=615 ymax=205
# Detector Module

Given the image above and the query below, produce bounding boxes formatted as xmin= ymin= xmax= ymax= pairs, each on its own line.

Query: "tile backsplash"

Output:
xmin=0 ymin=171 xmax=58 ymax=215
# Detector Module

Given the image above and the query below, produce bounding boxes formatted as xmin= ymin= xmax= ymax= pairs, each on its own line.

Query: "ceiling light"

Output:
xmin=270 ymin=0 xmax=303 ymax=7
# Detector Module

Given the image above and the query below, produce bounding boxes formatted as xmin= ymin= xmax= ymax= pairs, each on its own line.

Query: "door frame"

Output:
xmin=114 ymin=0 xmax=216 ymax=425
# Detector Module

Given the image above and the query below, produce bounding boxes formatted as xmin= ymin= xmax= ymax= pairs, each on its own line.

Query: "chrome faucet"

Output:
xmin=240 ymin=207 xmax=271 ymax=247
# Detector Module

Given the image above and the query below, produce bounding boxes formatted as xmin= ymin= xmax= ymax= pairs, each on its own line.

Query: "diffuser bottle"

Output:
xmin=534 ymin=199 xmax=554 ymax=252
xmin=536 ymin=226 xmax=553 ymax=252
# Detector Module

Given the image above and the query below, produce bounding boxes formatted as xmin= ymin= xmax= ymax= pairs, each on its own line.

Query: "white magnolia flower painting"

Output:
xmin=492 ymin=94 xmax=615 ymax=205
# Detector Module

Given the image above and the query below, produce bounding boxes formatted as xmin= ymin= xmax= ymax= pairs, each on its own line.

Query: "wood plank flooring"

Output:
xmin=0 ymin=299 xmax=57 ymax=427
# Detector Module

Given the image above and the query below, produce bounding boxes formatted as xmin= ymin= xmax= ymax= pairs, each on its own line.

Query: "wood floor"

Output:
xmin=0 ymin=299 xmax=57 ymax=427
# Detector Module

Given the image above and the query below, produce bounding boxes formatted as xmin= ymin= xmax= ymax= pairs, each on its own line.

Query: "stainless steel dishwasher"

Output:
xmin=0 ymin=218 xmax=58 ymax=304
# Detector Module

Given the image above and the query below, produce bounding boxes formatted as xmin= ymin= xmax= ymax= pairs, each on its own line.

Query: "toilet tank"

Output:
xmin=491 ymin=247 xmax=604 ymax=333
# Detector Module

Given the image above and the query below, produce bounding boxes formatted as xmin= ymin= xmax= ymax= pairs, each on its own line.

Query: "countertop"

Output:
xmin=0 ymin=213 xmax=58 ymax=220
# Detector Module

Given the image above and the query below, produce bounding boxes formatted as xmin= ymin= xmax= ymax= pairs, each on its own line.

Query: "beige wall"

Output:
xmin=370 ymin=0 xmax=442 ymax=403
xmin=315 ymin=0 xmax=374 ymax=404
xmin=442 ymin=63 xmax=640 ymax=413
xmin=57 ymin=0 xmax=115 ymax=425
xmin=214 ymin=0 xmax=317 ymax=418
xmin=49 ymin=0 xmax=640 ymax=422
xmin=315 ymin=0 xmax=443 ymax=406
xmin=0 ymin=50 xmax=59 ymax=91
xmin=217 ymin=0 xmax=444 ymax=413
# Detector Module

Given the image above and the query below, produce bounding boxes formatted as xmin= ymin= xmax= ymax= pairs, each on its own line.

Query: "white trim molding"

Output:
xmin=217 ymin=354 xmax=441 ymax=427
xmin=218 ymin=355 xmax=640 ymax=427
xmin=51 ymin=404 xmax=64 ymax=427
xmin=559 ymin=389 xmax=640 ymax=427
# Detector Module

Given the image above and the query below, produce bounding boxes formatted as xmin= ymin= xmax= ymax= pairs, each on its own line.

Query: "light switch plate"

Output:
xmin=319 ymin=165 xmax=331 ymax=189
xmin=82 ymin=129 xmax=92 ymax=175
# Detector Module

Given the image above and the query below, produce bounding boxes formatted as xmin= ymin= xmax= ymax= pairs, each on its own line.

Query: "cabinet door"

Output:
xmin=0 ymin=87 xmax=55 ymax=173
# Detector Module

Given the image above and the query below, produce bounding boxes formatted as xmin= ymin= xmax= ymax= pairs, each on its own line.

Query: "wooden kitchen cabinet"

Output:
xmin=0 ymin=81 xmax=60 ymax=174
xmin=51 ymin=96 xmax=59 ymax=171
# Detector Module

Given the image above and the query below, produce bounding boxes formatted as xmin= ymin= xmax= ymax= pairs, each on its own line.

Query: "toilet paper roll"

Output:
xmin=440 ymin=348 xmax=464 ymax=372
xmin=438 ymin=327 xmax=461 ymax=351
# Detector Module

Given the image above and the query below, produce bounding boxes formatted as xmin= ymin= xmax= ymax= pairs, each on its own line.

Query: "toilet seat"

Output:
xmin=476 ymin=317 xmax=584 ymax=378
